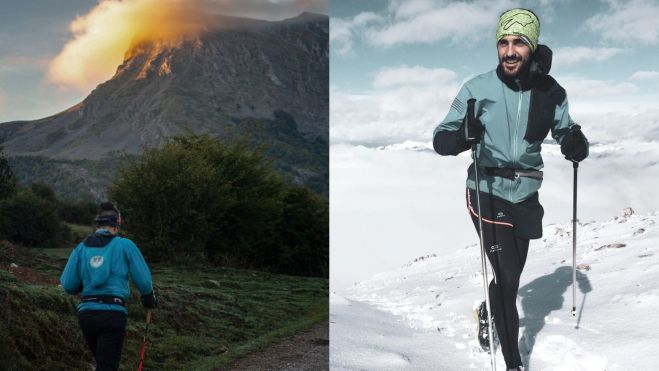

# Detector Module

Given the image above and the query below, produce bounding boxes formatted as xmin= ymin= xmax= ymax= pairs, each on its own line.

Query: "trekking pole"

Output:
xmin=570 ymin=124 xmax=581 ymax=317
xmin=467 ymin=98 xmax=496 ymax=370
xmin=138 ymin=310 xmax=152 ymax=371
xmin=572 ymin=159 xmax=578 ymax=317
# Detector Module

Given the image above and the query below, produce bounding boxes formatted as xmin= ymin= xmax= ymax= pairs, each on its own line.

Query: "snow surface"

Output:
xmin=331 ymin=209 xmax=659 ymax=370
xmin=330 ymin=140 xmax=659 ymax=289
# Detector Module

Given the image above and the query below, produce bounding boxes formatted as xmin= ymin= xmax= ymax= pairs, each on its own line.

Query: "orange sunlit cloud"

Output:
xmin=47 ymin=0 xmax=206 ymax=92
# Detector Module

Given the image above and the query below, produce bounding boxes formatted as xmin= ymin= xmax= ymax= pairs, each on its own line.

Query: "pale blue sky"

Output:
xmin=330 ymin=0 xmax=659 ymax=146
xmin=331 ymin=0 xmax=659 ymax=88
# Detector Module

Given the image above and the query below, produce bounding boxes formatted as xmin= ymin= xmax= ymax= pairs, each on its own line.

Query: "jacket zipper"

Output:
xmin=510 ymin=81 xmax=523 ymax=202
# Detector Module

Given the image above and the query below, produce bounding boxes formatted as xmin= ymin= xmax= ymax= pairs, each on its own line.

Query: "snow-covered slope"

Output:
xmin=330 ymin=208 xmax=659 ymax=370
xmin=330 ymin=138 xmax=659 ymax=289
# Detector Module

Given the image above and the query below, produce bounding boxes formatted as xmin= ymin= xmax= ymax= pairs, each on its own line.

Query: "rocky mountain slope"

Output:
xmin=1 ymin=12 xmax=328 ymax=198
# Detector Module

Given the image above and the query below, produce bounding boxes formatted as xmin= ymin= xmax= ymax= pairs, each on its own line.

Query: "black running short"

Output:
xmin=466 ymin=188 xmax=544 ymax=239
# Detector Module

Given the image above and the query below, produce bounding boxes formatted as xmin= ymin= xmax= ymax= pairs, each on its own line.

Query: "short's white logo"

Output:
xmin=490 ymin=244 xmax=502 ymax=253
xmin=90 ymin=256 xmax=104 ymax=268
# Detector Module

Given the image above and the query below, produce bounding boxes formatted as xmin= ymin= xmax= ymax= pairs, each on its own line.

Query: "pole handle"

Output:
xmin=570 ymin=124 xmax=581 ymax=169
xmin=466 ymin=98 xmax=476 ymax=142
xmin=138 ymin=310 xmax=152 ymax=371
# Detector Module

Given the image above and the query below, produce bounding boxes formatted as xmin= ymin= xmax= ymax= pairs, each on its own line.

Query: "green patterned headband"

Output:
xmin=496 ymin=8 xmax=540 ymax=52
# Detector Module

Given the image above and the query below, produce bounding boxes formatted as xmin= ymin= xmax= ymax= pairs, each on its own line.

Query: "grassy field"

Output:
xmin=0 ymin=239 xmax=328 ymax=370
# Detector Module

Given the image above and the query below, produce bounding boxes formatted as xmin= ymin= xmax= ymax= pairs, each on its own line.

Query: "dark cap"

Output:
xmin=95 ymin=202 xmax=122 ymax=228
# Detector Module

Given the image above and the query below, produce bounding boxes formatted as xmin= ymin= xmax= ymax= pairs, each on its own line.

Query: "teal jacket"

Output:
xmin=60 ymin=229 xmax=153 ymax=314
xmin=433 ymin=62 xmax=588 ymax=203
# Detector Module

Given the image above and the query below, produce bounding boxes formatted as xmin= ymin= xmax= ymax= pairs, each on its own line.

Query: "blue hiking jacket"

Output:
xmin=60 ymin=229 xmax=153 ymax=314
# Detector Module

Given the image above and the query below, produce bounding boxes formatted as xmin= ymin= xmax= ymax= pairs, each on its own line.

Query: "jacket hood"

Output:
xmin=529 ymin=44 xmax=552 ymax=75
xmin=83 ymin=230 xmax=116 ymax=247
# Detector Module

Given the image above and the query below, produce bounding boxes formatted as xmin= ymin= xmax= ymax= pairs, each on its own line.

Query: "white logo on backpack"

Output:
xmin=90 ymin=256 xmax=104 ymax=268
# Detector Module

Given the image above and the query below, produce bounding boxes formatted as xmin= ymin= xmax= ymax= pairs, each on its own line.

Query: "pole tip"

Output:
xmin=572 ymin=307 xmax=576 ymax=316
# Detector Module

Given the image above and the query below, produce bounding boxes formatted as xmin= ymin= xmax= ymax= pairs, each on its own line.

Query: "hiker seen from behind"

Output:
xmin=61 ymin=202 xmax=157 ymax=371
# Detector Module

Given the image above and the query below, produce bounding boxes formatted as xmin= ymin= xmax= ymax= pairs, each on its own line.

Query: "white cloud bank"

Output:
xmin=553 ymin=46 xmax=624 ymax=66
xmin=330 ymin=65 xmax=461 ymax=145
xmin=372 ymin=65 xmax=457 ymax=88
xmin=629 ymin=70 xmax=659 ymax=80
xmin=331 ymin=0 xmax=516 ymax=55
xmin=330 ymin=139 xmax=659 ymax=290
xmin=585 ymin=0 xmax=659 ymax=45
xmin=364 ymin=0 xmax=513 ymax=47
xmin=331 ymin=66 xmax=659 ymax=146
xmin=330 ymin=12 xmax=381 ymax=57
xmin=561 ymin=78 xmax=639 ymax=99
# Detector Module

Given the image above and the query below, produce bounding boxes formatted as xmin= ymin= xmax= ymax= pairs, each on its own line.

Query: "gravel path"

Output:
xmin=222 ymin=320 xmax=329 ymax=371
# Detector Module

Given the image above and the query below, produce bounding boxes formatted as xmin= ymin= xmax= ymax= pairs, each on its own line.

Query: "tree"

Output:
xmin=109 ymin=135 xmax=285 ymax=266
xmin=29 ymin=182 xmax=57 ymax=202
xmin=276 ymin=186 xmax=329 ymax=277
xmin=0 ymin=147 xmax=17 ymax=200
xmin=0 ymin=188 xmax=64 ymax=246
xmin=59 ymin=201 xmax=97 ymax=225
xmin=109 ymin=134 xmax=329 ymax=276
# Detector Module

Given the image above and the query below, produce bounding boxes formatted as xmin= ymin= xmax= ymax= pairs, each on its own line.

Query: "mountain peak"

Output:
xmin=287 ymin=12 xmax=327 ymax=21
xmin=0 ymin=12 xmax=329 ymax=197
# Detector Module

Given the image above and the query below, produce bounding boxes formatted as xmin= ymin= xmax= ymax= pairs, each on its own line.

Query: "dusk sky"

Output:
xmin=0 ymin=0 xmax=327 ymax=123
xmin=0 ymin=1 xmax=96 ymax=123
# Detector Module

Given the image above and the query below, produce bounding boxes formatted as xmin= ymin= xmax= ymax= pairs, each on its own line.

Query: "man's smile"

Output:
xmin=503 ymin=57 xmax=521 ymax=70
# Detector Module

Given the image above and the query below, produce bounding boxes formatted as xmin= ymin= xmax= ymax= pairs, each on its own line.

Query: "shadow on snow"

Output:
xmin=518 ymin=266 xmax=592 ymax=370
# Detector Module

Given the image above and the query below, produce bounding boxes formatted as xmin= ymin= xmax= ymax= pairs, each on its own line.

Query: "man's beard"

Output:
xmin=499 ymin=54 xmax=529 ymax=78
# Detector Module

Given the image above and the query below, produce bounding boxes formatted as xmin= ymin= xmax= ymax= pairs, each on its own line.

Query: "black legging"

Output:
xmin=78 ymin=310 xmax=127 ymax=371
xmin=467 ymin=189 xmax=529 ymax=369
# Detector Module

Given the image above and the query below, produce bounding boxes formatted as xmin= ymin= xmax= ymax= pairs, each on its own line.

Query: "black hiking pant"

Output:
xmin=78 ymin=310 xmax=127 ymax=371
xmin=467 ymin=188 xmax=543 ymax=369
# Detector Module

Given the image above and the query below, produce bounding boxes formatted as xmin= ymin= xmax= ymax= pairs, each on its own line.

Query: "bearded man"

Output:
xmin=432 ymin=8 xmax=589 ymax=370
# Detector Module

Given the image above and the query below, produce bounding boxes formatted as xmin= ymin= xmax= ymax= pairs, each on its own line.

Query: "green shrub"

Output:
xmin=276 ymin=186 xmax=329 ymax=277
xmin=109 ymin=135 xmax=283 ymax=265
xmin=0 ymin=147 xmax=17 ymax=201
xmin=0 ymin=188 xmax=65 ymax=247
xmin=29 ymin=182 xmax=57 ymax=202
xmin=109 ymin=134 xmax=328 ymax=276
xmin=59 ymin=200 xmax=97 ymax=225
xmin=0 ymin=155 xmax=93 ymax=246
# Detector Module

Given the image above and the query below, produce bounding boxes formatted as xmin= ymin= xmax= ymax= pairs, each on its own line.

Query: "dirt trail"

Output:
xmin=221 ymin=320 xmax=329 ymax=371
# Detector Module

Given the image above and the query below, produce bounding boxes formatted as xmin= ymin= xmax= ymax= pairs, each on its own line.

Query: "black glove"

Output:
xmin=561 ymin=125 xmax=588 ymax=162
xmin=457 ymin=113 xmax=485 ymax=147
xmin=141 ymin=292 xmax=158 ymax=309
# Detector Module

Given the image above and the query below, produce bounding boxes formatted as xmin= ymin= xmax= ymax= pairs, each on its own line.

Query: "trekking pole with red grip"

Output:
xmin=138 ymin=310 xmax=152 ymax=371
